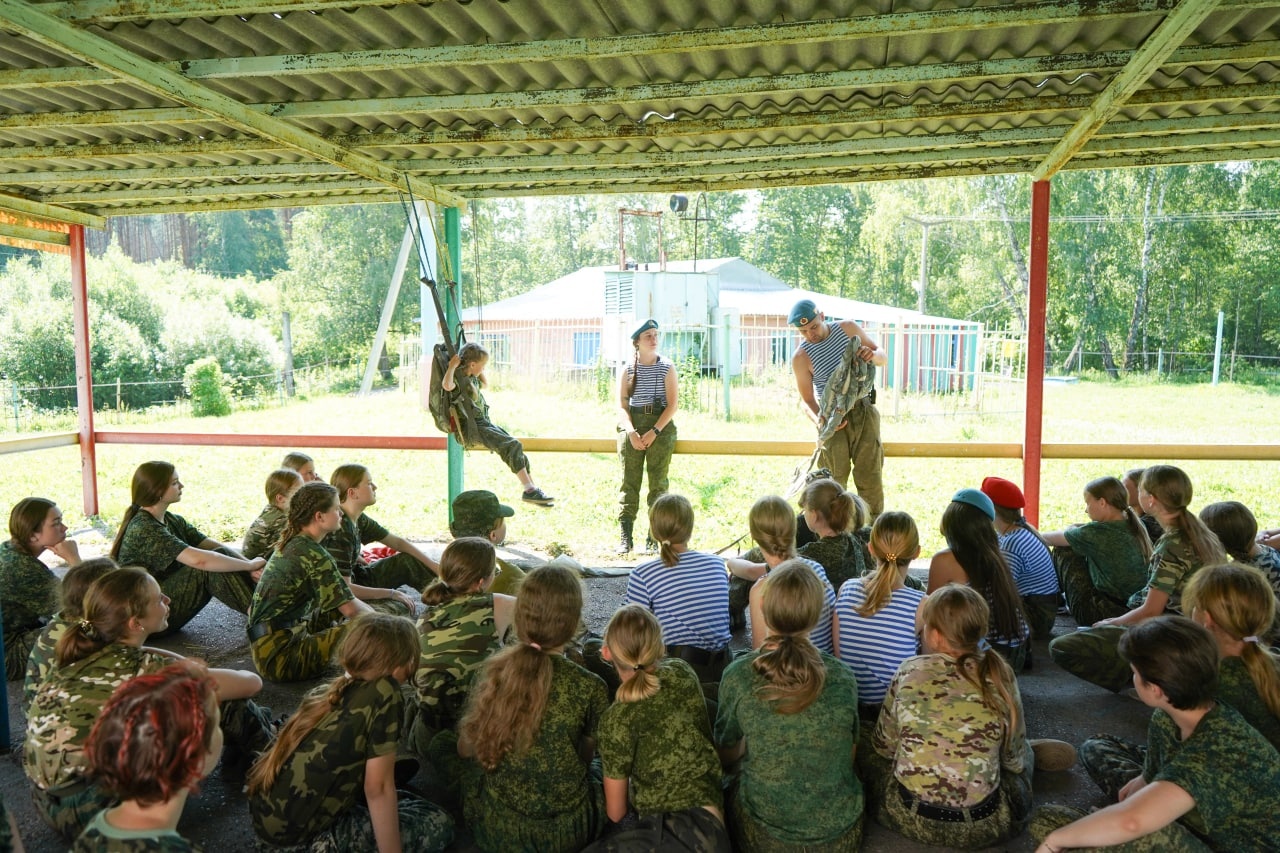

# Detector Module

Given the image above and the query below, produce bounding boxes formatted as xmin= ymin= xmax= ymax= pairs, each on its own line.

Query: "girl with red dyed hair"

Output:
xmin=77 ymin=661 xmax=222 ymax=851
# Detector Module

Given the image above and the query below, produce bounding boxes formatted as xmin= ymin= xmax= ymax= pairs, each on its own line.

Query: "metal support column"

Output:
xmin=69 ymin=225 xmax=98 ymax=516
xmin=1024 ymin=180 xmax=1050 ymax=526
xmin=444 ymin=207 xmax=464 ymax=509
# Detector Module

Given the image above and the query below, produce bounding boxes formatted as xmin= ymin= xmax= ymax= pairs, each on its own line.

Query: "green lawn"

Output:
xmin=15 ymin=376 xmax=1278 ymax=564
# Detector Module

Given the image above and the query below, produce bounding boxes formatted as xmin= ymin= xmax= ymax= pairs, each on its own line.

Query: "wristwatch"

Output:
xmin=654 ymin=425 xmax=663 ymax=435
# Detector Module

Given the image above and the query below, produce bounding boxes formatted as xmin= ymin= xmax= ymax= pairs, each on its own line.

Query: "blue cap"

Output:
xmin=788 ymin=299 xmax=818 ymax=327
xmin=951 ymin=488 xmax=996 ymax=520
xmin=631 ymin=318 xmax=658 ymax=340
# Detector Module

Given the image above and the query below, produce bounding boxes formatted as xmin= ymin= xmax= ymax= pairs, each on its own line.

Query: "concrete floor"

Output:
xmin=1 ymin=555 xmax=1150 ymax=852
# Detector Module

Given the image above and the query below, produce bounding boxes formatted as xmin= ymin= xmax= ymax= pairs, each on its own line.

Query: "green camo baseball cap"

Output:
xmin=451 ymin=489 xmax=514 ymax=536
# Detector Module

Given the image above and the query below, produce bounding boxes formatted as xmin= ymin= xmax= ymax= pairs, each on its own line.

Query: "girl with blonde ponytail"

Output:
xmin=834 ymin=511 xmax=927 ymax=718
xmin=248 ymin=613 xmax=453 ymax=852
xmin=457 ymin=564 xmax=608 ymax=853
xmin=580 ymin=605 xmax=729 ymax=851
xmin=1183 ymin=563 xmax=1280 ymax=749
xmin=715 ymin=561 xmax=864 ymax=851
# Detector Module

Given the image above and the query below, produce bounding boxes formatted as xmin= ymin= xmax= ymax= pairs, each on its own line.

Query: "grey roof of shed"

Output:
xmin=2 ymin=0 xmax=1280 ymax=230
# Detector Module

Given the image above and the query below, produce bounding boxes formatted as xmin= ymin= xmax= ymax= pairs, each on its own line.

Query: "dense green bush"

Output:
xmin=184 ymin=357 xmax=232 ymax=417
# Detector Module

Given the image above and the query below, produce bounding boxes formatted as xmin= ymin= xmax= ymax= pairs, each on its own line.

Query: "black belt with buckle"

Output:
xmin=247 ymin=619 xmax=297 ymax=642
xmin=630 ymin=403 xmax=665 ymax=415
xmin=897 ymin=781 xmax=1000 ymax=823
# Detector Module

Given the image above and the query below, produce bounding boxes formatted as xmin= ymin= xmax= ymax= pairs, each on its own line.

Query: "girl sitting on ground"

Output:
xmin=26 ymin=567 xmax=273 ymax=842
xmin=866 ymin=584 xmax=1035 ymax=850
xmin=242 ymin=468 xmax=304 ymax=561
xmin=715 ymin=561 xmax=864 ymax=851
xmin=834 ymin=511 xmax=927 ymax=721
xmin=24 ymin=556 xmax=116 ymax=708
xmin=729 ymin=495 xmax=837 ymax=653
xmin=980 ymin=477 xmax=1060 ymax=641
xmin=324 ymin=463 xmax=438 ymax=611
xmin=1049 ymin=464 xmax=1227 ymax=694
xmin=76 ymin=661 xmax=222 ymax=852
xmin=249 ymin=613 xmax=454 ymax=853
xmin=247 ymin=481 xmax=375 ymax=683
xmin=455 ymin=564 xmax=608 ymax=853
xmin=796 ymin=478 xmax=874 ymax=593
xmin=626 ymin=493 xmax=732 ymax=686
xmin=928 ymin=489 xmax=1030 ymax=670
xmin=583 ymin=604 xmax=730 ymax=852
xmin=1183 ymin=562 xmax=1280 ymax=749
xmin=111 ymin=461 xmax=264 ymax=635
xmin=407 ymin=537 xmax=516 ymax=758
xmin=281 ymin=451 xmax=321 ymax=483
xmin=1 ymin=497 xmax=81 ymax=680
xmin=1041 ymin=475 xmax=1152 ymax=628
xmin=1200 ymin=499 xmax=1280 ymax=600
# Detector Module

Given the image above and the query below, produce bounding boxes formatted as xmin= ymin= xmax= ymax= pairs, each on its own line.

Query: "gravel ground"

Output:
xmin=1 ymin=549 xmax=1148 ymax=852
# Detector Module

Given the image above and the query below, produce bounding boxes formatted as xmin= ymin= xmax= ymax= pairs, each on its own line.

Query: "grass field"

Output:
xmin=12 ymin=375 xmax=1278 ymax=564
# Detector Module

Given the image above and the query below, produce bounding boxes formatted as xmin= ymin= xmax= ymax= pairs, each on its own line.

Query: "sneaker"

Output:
xmin=522 ymin=487 xmax=555 ymax=506
xmin=1030 ymin=738 xmax=1077 ymax=772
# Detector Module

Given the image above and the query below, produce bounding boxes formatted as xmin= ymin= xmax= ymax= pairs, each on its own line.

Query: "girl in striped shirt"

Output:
xmin=615 ymin=318 xmax=678 ymax=554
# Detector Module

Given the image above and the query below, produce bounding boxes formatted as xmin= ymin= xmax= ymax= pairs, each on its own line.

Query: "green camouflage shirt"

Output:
xmin=24 ymin=615 xmax=69 ymax=708
xmin=598 ymin=658 xmax=722 ymax=816
xmin=25 ymin=643 xmax=171 ymax=791
xmin=242 ymin=505 xmax=286 ymax=561
xmin=715 ymin=650 xmax=862 ymax=843
xmin=321 ymin=513 xmax=390 ymax=580
xmin=74 ymin=810 xmax=198 ymax=852
xmin=1127 ymin=528 xmax=1201 ymax=613
xmin=0 ymin=541 xmax=59 ymax=640
xmin=798 ymin=533 xmax=872 ymax=593
xmin=116 ymin=512 xmax=206 ymax=581
xmin=873 ymin=653 xmax=1029 ymax=809
xmin=1217 ymin=654 xmax=1280 ymax=751
xmin=249 ymin=675 xmax=403 ymax=845
xmin=413 ymin=593 xmax=500 ymax=730
xmin=1062 ymin=519 xmax=1150 ymax=603
xmin=248 ymin=534 xmax=353 ymax=629
xmin=1144 ymin=702 xmax=1280 ymax=849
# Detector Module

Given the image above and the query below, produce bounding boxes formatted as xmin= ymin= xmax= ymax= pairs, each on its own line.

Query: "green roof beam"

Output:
xmin=0 ymin=222 xmax=71 ymax=247
xmin=0 ymin=191 xmax=104 ymax=228
xmin=46 ymin=178 xmax=388 ymax=204
xmin=1034 ymin=0 xmax=1221 ymax=179
xmin=7 ymin=162 xmax=346 ymax=185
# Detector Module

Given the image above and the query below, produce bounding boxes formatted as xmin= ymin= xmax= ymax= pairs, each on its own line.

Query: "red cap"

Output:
xmin=981 ymin=476 xmax=1025 ymax=509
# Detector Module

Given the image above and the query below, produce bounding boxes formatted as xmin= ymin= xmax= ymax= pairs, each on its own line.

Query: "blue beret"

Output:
xmin=788 ymin=299 xmax=818 ymax=327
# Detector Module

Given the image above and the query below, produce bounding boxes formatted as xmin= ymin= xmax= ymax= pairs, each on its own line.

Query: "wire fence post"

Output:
xmin=10 ymin=381 xmax=18 ymax=432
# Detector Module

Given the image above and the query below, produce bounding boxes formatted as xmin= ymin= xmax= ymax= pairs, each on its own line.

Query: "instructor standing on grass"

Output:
xmin=791 ymin=299 xmax=887 ymax=517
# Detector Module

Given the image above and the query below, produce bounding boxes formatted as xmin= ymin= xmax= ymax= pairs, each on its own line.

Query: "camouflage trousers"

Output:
xmin=467 ymin=415 xmax=529 ymax=476
xmin=1078 ymin=734 xmax=1146 ymax=801
xmin=617 ymin=410 xmax=676 ymax=523
xmin=583 ymin=806 xmax=732 ymax=853
xmin=251 ymin=621 xmax=351 ymax=683
xmin=220 ymin=696 xmax=279 ymax=761
xmin=1048 ymin=625 xmax=1133 ymax=693
xmin=728 ymin=574 xmax=754 ymax=632
xmin=253 ymin=790 xmax=454 ymax=853
xmin=1023 ymin=593 xmax=1060 ymax=642
xmin=4 ymin=624 xmax=40 ymax=682
xmin=861 ymin=742 xmax=1033 ymax=849
xmin=1031 ymin=805 xmax=1212 ymax=853
xmin=728 ymin=781 xmax=863 ymax=852
xmin=32 ymin=780 xmax=114 ymax=842
xmin=156 ymin=561 xmax=256 ymax=634
xmin=354 ymin=552 xmax=435 ymax=595
xmin=1053 ymin=547 xmax=1130 ymax=628
xmin=817 ymin=399 xmax=883 ymax=518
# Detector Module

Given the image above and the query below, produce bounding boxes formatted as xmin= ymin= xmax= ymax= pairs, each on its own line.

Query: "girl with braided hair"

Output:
xmin=247 ymin=481 xmax=374 ymax=683
xmin=249 ymin=613 xmax=454 ymax=852
xmin=76 ymin=661 xmax=222 ymax=852
xmin=715 ymin=560 xmax=864 ymax=851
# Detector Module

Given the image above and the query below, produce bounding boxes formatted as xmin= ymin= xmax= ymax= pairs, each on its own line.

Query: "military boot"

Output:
xmin=616 ymin=519 xmax=634 ymax=554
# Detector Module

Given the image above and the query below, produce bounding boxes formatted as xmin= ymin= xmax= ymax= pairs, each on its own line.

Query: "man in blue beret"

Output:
xmin=790 ymin=299 xmax=888 ymax=516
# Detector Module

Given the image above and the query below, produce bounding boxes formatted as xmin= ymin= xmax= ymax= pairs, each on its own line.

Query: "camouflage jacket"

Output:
xmin=242 ymin=505 xmax=286 ymax=561
xmin=413 ymin=593 xmax=501 ymax=730
xmin=1217 ymin=654 xmax=1280 ymax=751
xmin=321 ymin=513 xmax=389 ymax=580
xmin=1128 ymin=528 xmax=1201 ymax=613
xmin=116 ymin=511 xmax=206 ymax=581
xmin=248 ymin=534 xmax=353 ymax=629
xmin=873 ymin=653 xmax=1029 ymax=809
xmin=25 ymin=642 xmax=171 ymax=791
xmin=0 ymin=541 xmax=59 ymax=639
xmin=24 ymin=615 xmax=69 ymax=708
xmin=798 ymin=532 xmax=871 ymax=593
xmin=74 ymin=810 xmax=199 ymax=852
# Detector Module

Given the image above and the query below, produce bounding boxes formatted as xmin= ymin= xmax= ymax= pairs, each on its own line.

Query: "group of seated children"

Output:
xmin=6 ymin=456 xmax=1280 ymax=852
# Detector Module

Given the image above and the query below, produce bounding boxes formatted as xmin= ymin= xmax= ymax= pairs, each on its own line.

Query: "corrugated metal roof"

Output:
xmin=3 ymin=0 xmax=1279 ymax=229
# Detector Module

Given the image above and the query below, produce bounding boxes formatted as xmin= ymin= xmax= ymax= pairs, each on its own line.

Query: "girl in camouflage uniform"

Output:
xmin=1200 ymin=500 xmax=1280 ymax=601
xmin=867 ymin=584 xmax=1033 ymax=849
xmin=23 ymin=556 xmax=117 ymax=709
xmin=75 ymin=661 xmax=222 ymax=852
xmin=456 ymin=564 xmax=608 ymax=853
xmin=242 ymin=468 xmax=303 ymax=561
xmin=1 ymin=497 xmax=81 ymax=680
xmin=111 ymin=461 xmax=264 ymax=635
xmin=716 ymin=561 xmax=864 ymax=852
xmin=796 ymin=479 xmax=873 ymax=593
xmin=25 ymin=568 xmax=274 ymax=842
xmin=248 ymin=613 xmax=454 ymax=853
xmin=583 ymin=605 xmax=730 ymax=852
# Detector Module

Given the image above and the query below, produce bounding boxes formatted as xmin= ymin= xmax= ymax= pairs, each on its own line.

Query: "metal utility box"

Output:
xmin=604 ymin=269 xmax=723 ymax=369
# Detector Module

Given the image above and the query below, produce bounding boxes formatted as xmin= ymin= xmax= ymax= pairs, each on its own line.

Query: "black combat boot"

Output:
xmin=617 ymin=519 xmax=634 ymax=554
